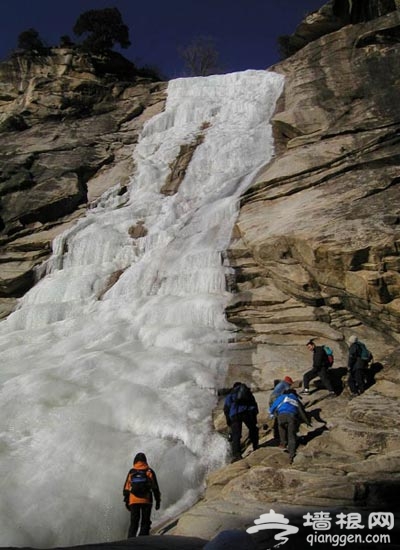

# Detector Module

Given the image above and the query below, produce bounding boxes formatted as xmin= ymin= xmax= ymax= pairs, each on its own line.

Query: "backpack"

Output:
xmin=233 ymin=383 xmax=253 ymax=405
xmin=323 ymin=345 xmax=334 ymax=366
xmin=130 ymin=468 xmax=152 ymax=498
xmin=357 ymin=342 xmax=373 ymax=362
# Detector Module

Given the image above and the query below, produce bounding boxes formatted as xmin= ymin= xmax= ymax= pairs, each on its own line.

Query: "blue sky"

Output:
xmin=0 ymin=0 xmax=325 ymax=78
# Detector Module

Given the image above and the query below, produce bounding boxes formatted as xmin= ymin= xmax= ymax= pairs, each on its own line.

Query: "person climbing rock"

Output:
xmin=269 ymin=388 xmax=311 ymax=464
xmin=269 ymin=376 xmax=294 ymax=444
xmin=269 ymin=376 xmax=294 ymax=406
xmin=347 ymin=335 xmax=373 ymax=396
xmin=223 ymin=382 xmax=259 ymax=462
xmin=301 ymin=340 xmax=335 ymax=396
xmin=123 ymin=452 xmax=161 ymax=538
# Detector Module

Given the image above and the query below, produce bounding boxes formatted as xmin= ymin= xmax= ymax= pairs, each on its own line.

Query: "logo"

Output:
xmin=246 ymin=509 xmax=299 ymax=546
xmin=246 ymin=509 xmax=394 ymax=548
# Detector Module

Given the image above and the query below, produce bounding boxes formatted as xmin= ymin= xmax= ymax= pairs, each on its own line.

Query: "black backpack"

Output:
xmin=130 ymin=468 xmax=152 ymax=497
xmin=357 ymin=342 xmax=373 ymax=362
xmin=233 ymin=383 xmax=253 ymax=405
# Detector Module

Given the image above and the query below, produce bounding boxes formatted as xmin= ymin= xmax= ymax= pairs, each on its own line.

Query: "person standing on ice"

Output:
xmin=123 ymin=452 xmax=161 ymax=537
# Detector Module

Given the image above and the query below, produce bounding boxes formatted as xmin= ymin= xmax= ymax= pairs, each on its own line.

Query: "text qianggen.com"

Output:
xmin=307 ymin=532 xmax=391 ymax=547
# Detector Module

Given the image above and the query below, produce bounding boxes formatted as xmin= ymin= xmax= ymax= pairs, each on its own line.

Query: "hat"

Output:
xmin=133 ymin=452 xmax=147 ymax=463
xmin=306 ymin=339 xmax=315 ymax=346
xmin=348 ymin=335 xmax=358 ymax=345
xmin=284 ymin=376 xmax=293 ymax=384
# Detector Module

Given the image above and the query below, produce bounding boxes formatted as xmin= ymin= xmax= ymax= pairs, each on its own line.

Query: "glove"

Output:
xmin=155 ymin=501 xmax=160 ymax=510
xmin=125 ymin=502 xmax=131 ymax=511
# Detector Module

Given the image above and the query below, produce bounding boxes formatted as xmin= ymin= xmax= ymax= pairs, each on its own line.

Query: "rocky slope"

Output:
xmin=0 ymin=2 xmax=399 ymax=547
xmin=165 ymin=4 xmax=400 ymax=544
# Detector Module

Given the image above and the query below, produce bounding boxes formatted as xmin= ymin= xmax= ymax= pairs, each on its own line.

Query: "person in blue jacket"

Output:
xmin=269 ymin=388 xmax=310 ymax=463
xmin=269 ymin=376 xmax=294 ymax=406
xmin=224 ymin=382 xmax=259 ymax=462
xmin=269 ymin=376 xmax=294 ymax=444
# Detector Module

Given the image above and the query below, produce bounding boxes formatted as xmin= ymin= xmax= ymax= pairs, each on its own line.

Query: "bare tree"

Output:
xmin=179 ymin=36 xmax=222 ymax=76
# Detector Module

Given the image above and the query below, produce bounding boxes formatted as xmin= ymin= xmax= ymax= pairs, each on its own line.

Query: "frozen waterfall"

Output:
xmin=0 ymin=70 xmax=284 ymax=547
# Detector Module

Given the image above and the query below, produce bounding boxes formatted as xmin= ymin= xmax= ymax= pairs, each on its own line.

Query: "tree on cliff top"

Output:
xmin=17 ymin=28 xmax=47 ymax=55
xmin=73 ymin=7 xmax=131 ymax=53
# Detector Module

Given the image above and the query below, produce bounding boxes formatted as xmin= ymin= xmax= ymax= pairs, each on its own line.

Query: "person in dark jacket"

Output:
xmin=347 ymin=335 xmax=369 ymax=396
xmin=223 ymin=382 xmax=259 ymax=462
xmin=123 ymin=452 xmax=161 ymax=538
xmin=269 ymin=388 xmax=310 ymax=463
xmin=301 ymin=340 xmax=335 ymax=395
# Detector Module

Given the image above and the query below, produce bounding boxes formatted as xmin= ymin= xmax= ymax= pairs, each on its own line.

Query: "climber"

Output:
xmin=123 ymin=452 xmax=161 ymax=538
xmin=269 ymin=388 xmax=311 ymax=463
xmin=223 ymin=382 xmax=259 ymax=462
xmin=347 ymin=335 xmax=372 ymax=396
xmin=269 ymin=376 xmax=294 ymax=406
xmin=301 ymin=340 xmax=335 ymax=395
xmin=269 ymin=376 xmax=294 ymax=444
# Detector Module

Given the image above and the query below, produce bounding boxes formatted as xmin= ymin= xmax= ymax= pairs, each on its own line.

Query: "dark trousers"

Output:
xmin=303 ymin=366 xmax=333 ymax=392
xmin=230 ymin=410 xmax=259 ymax=457
xmin=348 ymin=366 xmax=366 ymax=394
xmin=128 ymin=503 xmax=152 ymax=538
xmin=278 ymin=413 xmax=299 ymax=459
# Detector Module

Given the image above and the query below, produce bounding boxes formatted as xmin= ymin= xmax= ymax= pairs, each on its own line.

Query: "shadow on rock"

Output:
xmin=365 ymin=361 xmax=383 ymax=389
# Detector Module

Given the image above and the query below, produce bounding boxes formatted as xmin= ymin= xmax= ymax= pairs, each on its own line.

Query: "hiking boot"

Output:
xmin=300 ymin=389 xmax=310 ymax=394
xmin=231 ymin=455 xmax=242 ymax=464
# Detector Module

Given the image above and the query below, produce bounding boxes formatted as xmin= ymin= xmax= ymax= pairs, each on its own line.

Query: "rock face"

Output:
xmin=166 ymin=6 xmax=400 ymax=543
xmin=0 ymin=48 xmax=167 ymax=315
xmin=1 ymin=5 xmax=400 ymax=546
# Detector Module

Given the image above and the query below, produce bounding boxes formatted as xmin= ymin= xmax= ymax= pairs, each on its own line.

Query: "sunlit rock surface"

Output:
xmin=0 ymin=4 xmax=400 ymax=549
xmin=167 ymin=8 xmax=400 ymax=543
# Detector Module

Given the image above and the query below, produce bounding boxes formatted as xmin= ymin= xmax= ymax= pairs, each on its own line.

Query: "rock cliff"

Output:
xmin=166 ymin=5 xmax=400 ymax=544
xmin=0 ymin=48 xmax=166 ymax=316
xmin=0 ymin=2 xmax=400 ymax=547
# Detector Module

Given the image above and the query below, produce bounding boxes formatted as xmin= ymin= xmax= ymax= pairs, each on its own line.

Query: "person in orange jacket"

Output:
xmin=123 ymin=452 xmax=161 ymax=537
